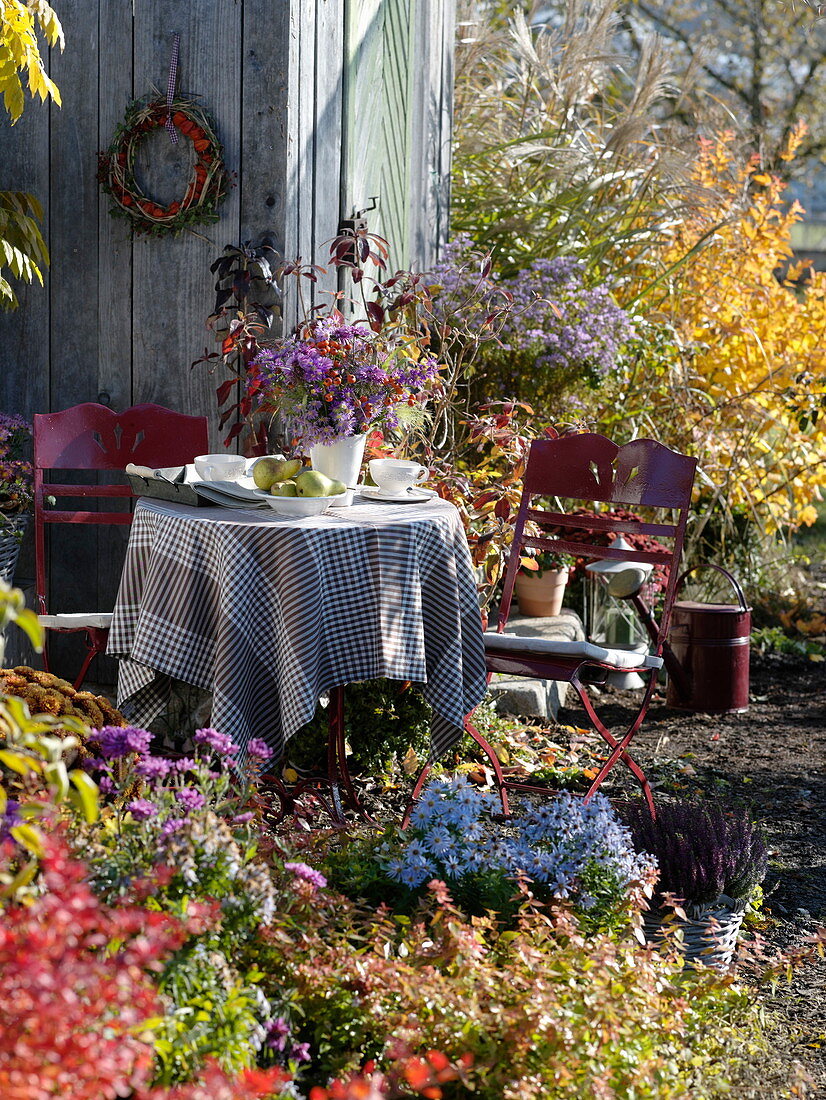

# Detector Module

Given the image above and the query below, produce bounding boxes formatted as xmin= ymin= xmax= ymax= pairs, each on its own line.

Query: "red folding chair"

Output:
xmin=408 ymin=432 xmax=697 ymax=819
xmin=33 ymin=402 xmax=209 ymax=689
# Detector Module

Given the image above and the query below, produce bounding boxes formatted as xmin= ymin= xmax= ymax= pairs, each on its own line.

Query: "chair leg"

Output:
xmin=572 ymin=670 xmax=657 ymax=816
xmin=401 ymin=761 xmax=433 ymax=829
xmin=402 ymin=716 xmax=511 ymax=828
xmin=72 ymin=628 xmax=109 ymax=691
xmin=464 ymin=719 xmax=510 ymax=816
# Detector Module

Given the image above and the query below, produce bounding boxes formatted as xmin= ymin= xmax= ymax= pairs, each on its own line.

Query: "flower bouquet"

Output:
xmin=247 ymin=313 xmax=437 ymax=449
xmin=0 ymin=414 xmax=33 ymax=582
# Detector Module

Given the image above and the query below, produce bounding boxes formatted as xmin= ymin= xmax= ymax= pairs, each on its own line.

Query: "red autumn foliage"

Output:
xmin=307 ymin=1048 xmax=472 ymax=1100
xmin=0 ymin=835 xmax=288 ymax=1100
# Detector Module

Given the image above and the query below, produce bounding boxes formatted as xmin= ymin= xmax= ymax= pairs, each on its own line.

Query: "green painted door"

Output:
xmin=343 ymin=0 xmax=415 ymax=268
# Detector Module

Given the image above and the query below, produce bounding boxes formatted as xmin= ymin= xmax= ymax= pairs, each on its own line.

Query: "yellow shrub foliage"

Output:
xmin=624 ymin=129 xmax=826 ymax=533
xmin=0 ymin=0 xmax=63 ymax=123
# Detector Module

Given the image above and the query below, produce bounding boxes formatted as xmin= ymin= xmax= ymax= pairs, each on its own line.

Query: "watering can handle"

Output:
xmin=675 ymin=564 xmax=749 ymax=612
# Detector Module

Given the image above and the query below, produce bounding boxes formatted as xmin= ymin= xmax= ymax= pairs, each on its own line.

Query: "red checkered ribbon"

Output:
xmin=165 ymin=33 xmax=180 ymax=144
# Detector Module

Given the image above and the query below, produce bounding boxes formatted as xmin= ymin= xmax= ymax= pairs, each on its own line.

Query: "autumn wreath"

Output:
xmin=98 ymin=94 xmax=228 ymax=237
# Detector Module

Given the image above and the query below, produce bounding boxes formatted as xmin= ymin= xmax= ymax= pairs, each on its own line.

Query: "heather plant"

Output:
xmin=379 ymin=777 xmax=656 ymax=931
xmin=623 ymin=799 xmax=769 ymax=905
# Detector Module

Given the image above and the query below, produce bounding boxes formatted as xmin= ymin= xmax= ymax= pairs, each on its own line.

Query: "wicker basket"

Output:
xmin=0 ymin=515 xmax=28 ymax=585
xmin=643 ymin=894 xmax=748 ymax=970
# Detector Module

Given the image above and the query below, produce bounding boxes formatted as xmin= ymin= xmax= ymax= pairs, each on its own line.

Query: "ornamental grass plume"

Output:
xmin=623 ymin=799 xmax=768 ymax=904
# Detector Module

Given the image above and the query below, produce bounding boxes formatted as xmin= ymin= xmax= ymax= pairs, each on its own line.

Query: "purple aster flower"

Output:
xmin=194 ymin=727 xmax=240 ymax=757
xmin=0 ymin=799 xmax=22 ymax=841
xmin=284 ymin=861 xmax=327 ymax=890
xmin=265 ymin=1017 xmax=290 ymax=1052
xmin=97 ymin=775 xmax=115 ymax=795
xmin=246 ymin=738 xmax=271 ymax=761
xmin=126 ymin=798 xmax=158 ymax=821
xmin=173 ymin=757 xmax=196 ymax=773
xmin=232 ymin=812 xmax=255 ymax=825
xmin=175 ymin=787 xmax=207 ymax=813
xmin=160 ymin=817 xmax=187 ymax=838
xmin=290 ymin=1041 xmax=311 ymax=1064
xmin=94 ymin=725 xmax=153 ymax=760
xmin=134 ymin=755 xmax=172 ymax=780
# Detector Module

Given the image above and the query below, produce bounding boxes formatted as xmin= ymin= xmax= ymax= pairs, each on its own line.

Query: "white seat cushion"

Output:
xmin=38 ymin=612 xmax=113 ymax=630
xmin=483 ymin=632 xmax=663 ymax=670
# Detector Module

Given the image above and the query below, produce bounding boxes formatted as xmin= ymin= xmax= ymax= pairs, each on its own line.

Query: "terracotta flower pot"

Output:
xmin=514 ymin=567 xmax=568 ymax=617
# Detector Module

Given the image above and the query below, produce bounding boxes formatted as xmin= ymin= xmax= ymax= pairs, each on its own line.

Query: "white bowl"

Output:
xmin=259 ymin=493 xmax=338 ymax=517
xmin=194 ymin=453 xmax=246 ymax=481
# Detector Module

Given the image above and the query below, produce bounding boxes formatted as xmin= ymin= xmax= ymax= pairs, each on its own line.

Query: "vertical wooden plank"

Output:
xmin=241 ymin=0 xmax=291 ymax=260
xmin=98 ymin=0 xmax=134 ymax=413
xmin=437 ymin=0 xmax=455 ymax=256
xmin=281 ymin=0 xmax=305 ymax=330
xmin=408 ymin=0 xmax=453 ymax=270
xmin=380 ymin=0 xmax=413 ymax=268
xmin=343 ymin=0 xmax=384 ymax=228
xmin=313 ymin=0 xmax=343 ymax=307
xmin=46 ymin=0 xmax=102 ymax=657
xmin=295 ymin=0 xmax=317 ymax=322
xmin=49 ymin=0 xmax=100 ymax=413
xmin=0 ymin=18 xmax=52 ymax=599
xmin=0 ymin=100 xmax=51 ymax=420
xmin=131 ymin=2 xmax=242 ymax=450
xmin=94 ymin=0 xmax=136 ymax=680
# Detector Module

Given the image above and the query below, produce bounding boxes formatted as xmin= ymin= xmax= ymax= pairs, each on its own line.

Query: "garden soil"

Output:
xmin=570 ymin=648 xmax=826 ymax=1093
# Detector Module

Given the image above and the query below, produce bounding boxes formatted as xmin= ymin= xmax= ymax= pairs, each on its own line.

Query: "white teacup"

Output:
xmin=194 ymin=453 xmax=246 ymax=481
xmin=369 ymin=458 xmax=429 ymax=496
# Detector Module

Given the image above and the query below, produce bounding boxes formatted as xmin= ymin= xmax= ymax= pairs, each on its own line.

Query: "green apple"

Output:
xmin=294 ymin=469 xmax=336 ymax=497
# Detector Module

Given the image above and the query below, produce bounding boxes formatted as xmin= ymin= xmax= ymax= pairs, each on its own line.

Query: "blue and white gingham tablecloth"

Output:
xmin=107 ymin=496 xmax=487 ymax=763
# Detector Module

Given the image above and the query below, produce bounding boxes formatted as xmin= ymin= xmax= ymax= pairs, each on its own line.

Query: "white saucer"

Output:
xmin=358 ymin=485 xmax=437 ymax=503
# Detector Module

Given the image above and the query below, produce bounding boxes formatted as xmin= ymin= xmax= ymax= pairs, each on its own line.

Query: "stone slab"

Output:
xmin=486 ymin=607 xmax=585 ymax=722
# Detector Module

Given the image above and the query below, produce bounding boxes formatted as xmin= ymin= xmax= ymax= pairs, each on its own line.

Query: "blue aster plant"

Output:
xmin=381 ymin=776 xmax=656 ymax=931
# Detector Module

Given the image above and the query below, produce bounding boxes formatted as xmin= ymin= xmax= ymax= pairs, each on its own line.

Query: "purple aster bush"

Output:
xmin=380 ymin=777 xmax=655 ymax=930
xmin=248 ymin=314 xmax=438 ymax=447
xmin=430 ymin=235 xmax=633 ymax=407
xmin=623 ymin=799 xmax=768 ymax=905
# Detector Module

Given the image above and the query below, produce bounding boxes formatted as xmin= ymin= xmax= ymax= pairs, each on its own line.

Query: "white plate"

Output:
xmin=357 ymin=485 xmax=437 ymax=503
xmin=192 ymin=481 xmax=270 ymax=508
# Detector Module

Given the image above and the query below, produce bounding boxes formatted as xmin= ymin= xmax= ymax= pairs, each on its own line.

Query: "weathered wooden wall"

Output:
xmin=0 ymin=0 xmax=454 ymax=681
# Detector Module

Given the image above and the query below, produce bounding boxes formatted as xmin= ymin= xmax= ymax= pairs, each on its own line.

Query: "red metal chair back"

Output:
xmin=33 ymin=402 xmax=209 ymax=616
xmin=497 ymin=433 xmax=698 ymax=650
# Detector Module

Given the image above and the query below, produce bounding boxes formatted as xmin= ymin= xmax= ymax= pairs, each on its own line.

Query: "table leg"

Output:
xmin=260 ymin=685 xmax=377 ymax=827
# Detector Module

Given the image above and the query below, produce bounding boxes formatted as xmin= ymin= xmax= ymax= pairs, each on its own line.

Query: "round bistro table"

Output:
xmin=108 ymin=494 xmax=487 ymax=808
